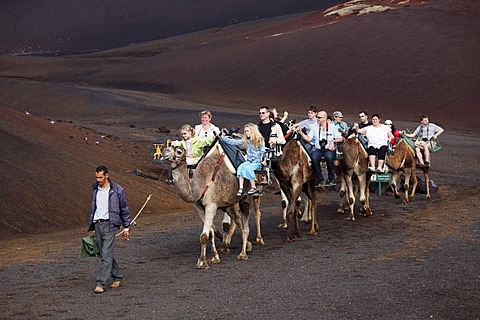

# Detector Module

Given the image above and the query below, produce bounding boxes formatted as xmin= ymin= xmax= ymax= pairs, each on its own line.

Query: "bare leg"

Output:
xmin=369 ymin=155 xmax=376 ymax=168
xmin=415 ymin=147 xmax=425 ymax=164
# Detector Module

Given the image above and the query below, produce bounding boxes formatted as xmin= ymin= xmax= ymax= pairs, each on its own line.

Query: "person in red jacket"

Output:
xmin=385 ymin=119 xmax=400 ymax=146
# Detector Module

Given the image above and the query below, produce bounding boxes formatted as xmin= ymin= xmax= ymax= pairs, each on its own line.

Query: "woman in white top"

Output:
xmin=194 ymin=110 xmax=220 ymax=138
xmin=354 ymin=113 xmax=394 ymax=172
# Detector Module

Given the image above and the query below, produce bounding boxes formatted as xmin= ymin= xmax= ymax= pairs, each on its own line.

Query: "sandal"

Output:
xmin=236 ymin=188 xmax=243 ymax=196
xmin=247 ymin=188 xmax=259 ymax=195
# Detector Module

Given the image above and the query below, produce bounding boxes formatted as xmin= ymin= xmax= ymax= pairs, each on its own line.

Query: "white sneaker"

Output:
xmin=368 ymin=166 xmax=376 ymax=172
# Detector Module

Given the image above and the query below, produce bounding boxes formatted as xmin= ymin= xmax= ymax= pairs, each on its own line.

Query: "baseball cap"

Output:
xmin=385 ymin=119 xmax=393 ymax=125
xmin=333 ymin=111 xmax=343 ymax=118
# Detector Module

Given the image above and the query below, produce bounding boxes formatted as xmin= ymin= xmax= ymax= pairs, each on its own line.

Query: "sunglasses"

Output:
xmin=259 ymin=111 xmax=268 ymax=115
xmin=316 ymin=116 xmax=324 ymax=119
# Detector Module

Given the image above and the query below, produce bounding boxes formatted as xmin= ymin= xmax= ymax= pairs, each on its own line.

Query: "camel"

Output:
xmin=271 ymin=136 xmax=318 ymax=242
xmin=160 ymin=140 xmax=254 ymax=269
xmin=385 ymin=138 xmax=430 ymax=203
xmin=333 ymin=138 xmax=372 ymax=220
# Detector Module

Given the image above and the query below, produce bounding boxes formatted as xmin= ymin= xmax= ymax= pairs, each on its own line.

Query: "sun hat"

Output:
xmin=384 ymin=119 xmax=393 ymax=125
xmin=333 ymin=111 xmax=343 ymax=118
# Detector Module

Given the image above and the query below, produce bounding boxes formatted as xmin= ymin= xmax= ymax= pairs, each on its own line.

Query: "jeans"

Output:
xmin=311 ymin=148 xmax=335 ymax=182
xmin=94 ymin=221 xmax=124 ymax=287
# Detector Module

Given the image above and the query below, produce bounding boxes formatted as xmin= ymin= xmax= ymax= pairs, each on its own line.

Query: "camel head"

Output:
xmin=160 ymin=146 xmax=186 ymax=168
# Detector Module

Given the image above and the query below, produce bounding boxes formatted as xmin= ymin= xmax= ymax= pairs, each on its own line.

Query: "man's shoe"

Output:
xmin=315 ymin=181 xmax=325 ymax=188
xmin=325 ymin=179 xmax=336 ymax=187
xmin=110 ymin=281 xmax=121 ymax=288
xmin=94 ymin=286 xmax=104 ymax=294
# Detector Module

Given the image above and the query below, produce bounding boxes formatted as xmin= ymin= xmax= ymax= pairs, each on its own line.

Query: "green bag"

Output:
xmin=429 ymin=139 xmax=442 ymax=152
xmin=80 ymin=235 xmax=100 ymax=258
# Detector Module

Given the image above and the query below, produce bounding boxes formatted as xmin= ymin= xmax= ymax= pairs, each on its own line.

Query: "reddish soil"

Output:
xmin=0 ymin=0 xmax=479 ymax=318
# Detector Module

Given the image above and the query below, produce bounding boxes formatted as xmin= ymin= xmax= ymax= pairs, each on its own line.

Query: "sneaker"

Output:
xmin=325 ymin=179 xmax=336 ymax=186
xmin=247 ymin=188 xmax=259 ymax=195
xmin=368 ymin=166 xmax=376 ymax=172
xmin=166 ymin=178 xmax=174 ymax=185
xmin=315 ymin=181 xmax=325 ymax=188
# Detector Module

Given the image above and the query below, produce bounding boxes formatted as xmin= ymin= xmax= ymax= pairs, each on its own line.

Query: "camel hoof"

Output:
xmin=209 ymin=256 xmax=221 ymax=264
xmin=409 ymin=197 xmax=415 ymax=202
xmin=219 ymin=244 xmax=230 ymax=254
xmin=346 ymin=216 xmax=355 ymax=221
xmin=236 ymin=253 xmax=248 ymax=261
xmin=195 ymin=258 xmax=209 ymax=269
xmin=277 ymin=222 xmax=287 ymax=229
xmin=256 ymin=237 xmax=265 ymax=246
xmin=284 ymin=236 xmax=294 ymax=243
xmin=425 ymin=195 xmax=431 ymax=201
xmin=394 ymin=193 xmax=400 ymax=199
xmin=308 ymin=230 xmax=318 ymax=236
xmin=247 ymin=241 xmax=253 ymax=252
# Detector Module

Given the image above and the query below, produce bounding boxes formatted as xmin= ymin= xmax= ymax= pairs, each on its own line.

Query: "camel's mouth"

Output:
xmin=159 ymin=147 xmax=175 ymax=162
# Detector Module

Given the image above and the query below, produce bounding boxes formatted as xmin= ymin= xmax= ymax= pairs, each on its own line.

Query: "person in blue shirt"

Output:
xmin=296 ymin=111 xmax=343 ymax=187
xmin=221 ymin=123 xmax=265 ymax=195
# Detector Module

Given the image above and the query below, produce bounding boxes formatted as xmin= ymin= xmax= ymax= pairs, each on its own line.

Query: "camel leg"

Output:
xmin=290 ymin=185 xmax=303 ymax=239
xmin=194 ymin=203 xmax=218 ymax=269
xmin=424 ymin=170 xmax=431 ymax=201
xmin=300 ymin=196 xmax=311 ymax=223
xmin=237 ymin=201 xmax=251 ymax=260
xmin=282 ymin=185 xmax=296 ymax=243
xmin=337 ymin=176 xmax=346 ymax=214
xmin=345 ymin=174 xmax=355 ymax=220
xmin=278 ymin=189 xmax=288 ymax=229
xmin=252 ymin=197 xmax=265 ymax=245
xmin=306 ymin=181 xmax=318 ymax=235
xmin=409 ymin=169 xmax=418 ymax=202
xmin=403 ymin=170 xmax=412 ymax=204
xmin=357 ymin=173 xmax=368 ymax=217
xmin=390 ymin=171 xmax=401 ymax=199
xmin=208 ymin=225 xmax=220 ymax=265
xmin=363 ymin=172 xmax=373 ymax=216
xmin=221 ymin=211 xmax=231 ymax=233
xmin=220 ymin=208 xmax=237 ymax=254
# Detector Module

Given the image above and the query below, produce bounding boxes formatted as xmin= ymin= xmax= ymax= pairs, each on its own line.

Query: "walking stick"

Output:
xmin=116 ymin=194 xmax=153 ymax=237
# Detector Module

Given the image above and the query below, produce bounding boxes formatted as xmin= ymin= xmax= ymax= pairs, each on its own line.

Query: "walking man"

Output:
xmin=88 ymin=165 xmax=131 ymax=294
